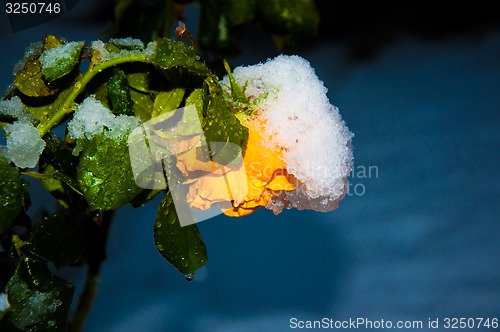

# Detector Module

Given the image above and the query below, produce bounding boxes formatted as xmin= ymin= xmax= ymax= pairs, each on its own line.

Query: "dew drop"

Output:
xmin=184 ymin=273 xmax=195 ymax=281
xmin=92 ymin=211 xmax=103 ymax=223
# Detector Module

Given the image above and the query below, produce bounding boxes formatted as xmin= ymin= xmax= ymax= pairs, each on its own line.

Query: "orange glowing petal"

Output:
xmin=242 ymin=118 xmax=287 ymax=183
xmin=267 ymin=174 xmax=295 ymax=191
xmin=222 ymin=117 xmax=296 ymax=216
xmin=223 ymin=206 xmax=255 ymax=217
xmin=183 ymin=116 xmax=296 ymax=217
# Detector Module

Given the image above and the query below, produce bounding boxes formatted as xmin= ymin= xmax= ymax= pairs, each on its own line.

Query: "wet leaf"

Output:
xmin=149 ymin=38 xmax=211 ymax=77
xmin=40 ymin=41 xmax=84 ymax=83
xmin=39 ymin=164 xmax=85 ymax=211
xmin=40 ymin=164 xmax=69 ymax=209
xmin=5 ymin=257 xmax=74 ymax=331
xmin=22 ymin=81 xmax=76 ymax=129
xmin=107 ymin=69 xmax=135 ymax=116
xmin=0 ymin=155 xmax=23 ymax=234
xmin=24 ymin=211 xmax=86 ymax=269
xmin=223 ymin=59 xmax=248 ymax=104
xmin=127 ymin=72 xmax=151 ymax=93
xmin=129 ymin=189 xmax=162 ymax=208
xmin=185 ymin=88 xmax=204 ymax=120
xmin=130 ymin=89 xmax=154 ymax=122
xmin=127 ymin=66 xmax=169 ymax=92
xmin=40 ymin=134 xmax=83 ymax=198
xmin=13 ymin=35 xmax=64 ymax=97
xmin=126 ymin=68 xmax=169 ymax=122
xmin=153 ymin=88 xmax=185 ymax=117
xmin=77 ymin=135 xmax=142 ymax=210
xmin=201 ymin=78 xmax=248 ymax=164
xmin=154 ymin=193 xmax=207 ymax=275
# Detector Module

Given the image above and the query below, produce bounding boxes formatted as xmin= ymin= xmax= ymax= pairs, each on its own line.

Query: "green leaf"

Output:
xmin=40 ymin=164 xmax=69 ymax=209
xmin=154 ymin=193 xmax=207 ymax=275
xmin=40 ymin=134 xmax=83 ymax=198
xmin=107 ymin=69 xmax=135 ymax=116
xmin=127 ymin=66 xmax=170 ymax=93
xmin=130 ymin=89 xmax=154 ymax=122
xmin=223 ymin=59 xmax=249 ymax=104
xmin=185 ymin=88 xmax=203 ymax=113
xmin=40 ymin=41 xmax=84 ymax=83
xmin=127 ymin=72 xmax=151 ymax=93
xmin=149 ymin=38 xmax=211 ymax=77
xmin=77 ymin=135 xmax=142 ymax=210
xmin=201 ymin=77 xmax=249 ymax=164
xmin=24 ymin=211 xmax=86 ymax=268
xmin=39 ymin=164 xmax=84 ymax=211
xmin=129 ymin=189 xmax=162 ymax=208
xmin=5 ymin=257 xmax=74 ymax=331
xmin=13 ymin=35 xmax=64 ymax=97
xmin=152 ymin=88 xmax=185 ymax=117
xmin=22 ymin=81 xmax=76 ymax=129
xmin=0 ymin=155 xmax=23 ymax=234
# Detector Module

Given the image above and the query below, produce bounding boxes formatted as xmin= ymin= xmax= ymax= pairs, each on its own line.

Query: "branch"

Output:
xmin=37 ymin=54 xmax=147 ymax=136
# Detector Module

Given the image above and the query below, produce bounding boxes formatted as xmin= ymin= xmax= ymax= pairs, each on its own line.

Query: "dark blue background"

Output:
xmin=1 ymin=3 xmax=499 ymax=331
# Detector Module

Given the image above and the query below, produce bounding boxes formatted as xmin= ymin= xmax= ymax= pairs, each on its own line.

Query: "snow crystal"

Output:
xmin=90 ymin=40 xmax=108 ymax=61
xmin=39 ymin=41 xmax=84 ymax=72
xmin=221 ymin=55 xmax=353 ymax=211
xmin=7 ymin=283 xmax=61 ymax=330
xmin=90 ymin=39 xmax=156 ymax=63
xmin=3 ymin=121 xmax=46 ymax=168
xmin=0 ymin=96 xmax=34 ymax=123
xmin=13 ymin=41 xmax=43 ymax=75
xmin=106 ymin=115 xmax=139 ymax=140
xmin=109 ymin=38 xmax=144 ymax=49
xmin=144 ymin=41 xmax=157 ymax=58
xmin=67 ymin=96 xmax=115 ymax=140
xmin=67 ymin=95 xmax=139 ymax=154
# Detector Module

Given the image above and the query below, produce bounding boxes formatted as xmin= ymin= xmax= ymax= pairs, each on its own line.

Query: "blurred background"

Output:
xmin=1 ymin=2 xmax=499 ymax=331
